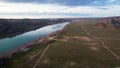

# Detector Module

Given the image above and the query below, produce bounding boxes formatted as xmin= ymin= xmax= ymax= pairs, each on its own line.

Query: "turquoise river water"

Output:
xmin=0 ymin=22 xmax=69 ymax=57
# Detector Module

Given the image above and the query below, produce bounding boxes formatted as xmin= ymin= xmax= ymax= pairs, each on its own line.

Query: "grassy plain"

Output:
xmin=2 ymin=21 xmax=120 ymax=68
xmin=36 ymin=22 xmax=120 ymax=68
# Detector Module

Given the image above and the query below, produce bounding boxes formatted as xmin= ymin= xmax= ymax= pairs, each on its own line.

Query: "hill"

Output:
xmin=96 ymin=17 xmax=120 ymax=29
xmin=0 ymin=19 xmax=70 ymax=39
xmin=1 ymin=17 xmax=120 ymax=68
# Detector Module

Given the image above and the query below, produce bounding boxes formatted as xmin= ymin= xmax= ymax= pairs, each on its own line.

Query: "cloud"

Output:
xmin=0 ymin=2 xmax=120 ymax=18
xmin=107 ymin=0 xmax=120 ymax=5
xmin=0 ymin=0 xmax=120 ymax=6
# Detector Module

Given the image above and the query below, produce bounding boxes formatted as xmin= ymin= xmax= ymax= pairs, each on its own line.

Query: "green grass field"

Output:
xmin=35 ymin=22 xmax=120 ymax=68
xmin=3 ymin=22 xmax=120 ymax=68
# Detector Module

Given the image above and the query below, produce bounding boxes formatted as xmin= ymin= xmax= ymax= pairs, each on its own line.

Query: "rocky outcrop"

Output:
xmin=96 ymin=17 xmax=120 ymax=29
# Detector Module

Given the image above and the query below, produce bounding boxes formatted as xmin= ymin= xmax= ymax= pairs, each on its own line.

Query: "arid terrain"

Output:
xmin=0 ymin=17 xmax=120 ymax=68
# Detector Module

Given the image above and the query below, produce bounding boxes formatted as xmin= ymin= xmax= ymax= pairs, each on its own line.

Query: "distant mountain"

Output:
xmin=69 ymin=16 xmax=120 ymax=29
xmin=0 ymin=16 xmax=119 ymax=39
xmin=96 ymin=17 xmax=120 ymax=29
xmin=0 ymin=19 xmax=70 ymax=39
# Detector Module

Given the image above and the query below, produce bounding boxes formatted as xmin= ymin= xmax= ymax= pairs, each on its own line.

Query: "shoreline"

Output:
xmin=0 ymin=24 xmax=66 ymax=60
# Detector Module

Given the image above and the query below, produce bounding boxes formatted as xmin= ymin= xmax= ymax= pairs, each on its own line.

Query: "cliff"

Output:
xmin=96 ymin=16 xmax=120 ymax=29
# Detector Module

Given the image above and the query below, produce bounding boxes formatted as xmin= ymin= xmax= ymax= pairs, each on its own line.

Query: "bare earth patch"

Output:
xmin=64 ymin=61 xmax=76 ymax=68
xmin=63 ymin=36 xmax=93 ymax=42
xmin=43 ymin=59 xmax=49 ymax=64
xmin=79 ymin=36 xmax=93 ymax=41
xmin=69 ymin=62 xmax=76 ymax=66
xmin=86 ymin=42 xmax=98 ymax=46
xmin=90 ymin=47 xmax=98 ymax=51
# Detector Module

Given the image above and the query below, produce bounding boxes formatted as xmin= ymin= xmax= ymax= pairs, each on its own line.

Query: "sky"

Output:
xmin=0 ymin=0 xmax=120 ymax=18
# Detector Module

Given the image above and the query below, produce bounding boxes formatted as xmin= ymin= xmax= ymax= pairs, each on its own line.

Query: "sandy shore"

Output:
xmin=0 ymin=29 xmax=64 ymax=60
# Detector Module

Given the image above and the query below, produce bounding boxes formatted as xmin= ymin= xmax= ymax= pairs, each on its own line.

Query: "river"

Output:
xmin=0 ymin=22 xmax=69 ymax=57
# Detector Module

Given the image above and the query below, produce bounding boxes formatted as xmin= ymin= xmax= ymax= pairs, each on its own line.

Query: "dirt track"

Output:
xmin=80 ymin=22 xmax=120 ymax=60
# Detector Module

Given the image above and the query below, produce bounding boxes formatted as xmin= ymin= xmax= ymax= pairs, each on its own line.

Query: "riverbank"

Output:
xmin=0 ymin=23 xmax=68 ymax=60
